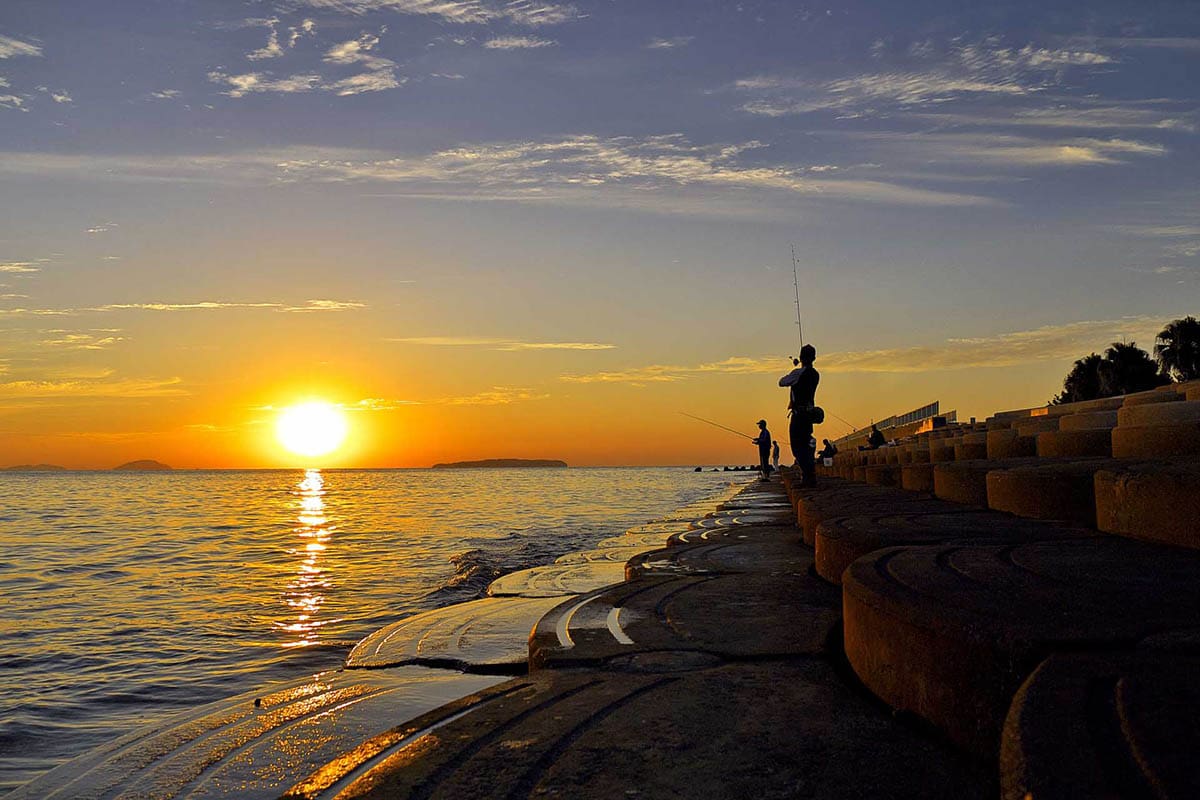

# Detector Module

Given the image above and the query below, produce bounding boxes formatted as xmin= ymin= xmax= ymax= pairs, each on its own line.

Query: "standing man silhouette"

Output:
xmin=752 ymin=419 xmax=773 ymax=480
xmin=779 ymin=344 xmax=820 ymax=487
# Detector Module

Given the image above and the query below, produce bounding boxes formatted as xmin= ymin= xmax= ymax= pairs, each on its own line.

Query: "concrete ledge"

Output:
xmin=865 ymin=464 xmax=901 ymax=487
xmin=813 ymin=510 xmax=1090 ymax=585
xmin=1000 ymin=653 xmax=1200 ymax=800
xmin=1122 ymin=390 xmax=1182 ymax=407
xmin=1118 ymin=398 xmax=1200 ymax=427
xmin=986 ymin=460 xmax=1118 ymax=526
xmin=932 ymin=458 xmax=1039 ymax=507
xmin=986 ymin=429 xmax=1036 ymax=460
xmin=842 ymin=539 xmax=1200 ymax=756
xmin=1058 ymin=410 xmax=1118 ymax=431
xmin=1112 ymin=423 xmax=1200 ymax=458
xmin=901 ymin=463 xmax=935 ymax=493
xmin=1036 ymin=430 xmax=1112 ymax=458
xmin=1094 ymin=460 xmax=1200 ymax=548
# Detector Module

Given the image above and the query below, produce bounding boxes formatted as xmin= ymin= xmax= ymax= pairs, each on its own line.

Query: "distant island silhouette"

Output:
xmin=432 ymin=459 xmax=567 ymax=469
xmin=1 ymin=464 xmax=68 ymax=472
xmin=113 ymin=460 xmax=173 ymax=471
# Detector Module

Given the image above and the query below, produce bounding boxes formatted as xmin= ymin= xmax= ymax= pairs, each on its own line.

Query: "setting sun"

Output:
xmin=276 ymin=402 xmax=349 ymax=458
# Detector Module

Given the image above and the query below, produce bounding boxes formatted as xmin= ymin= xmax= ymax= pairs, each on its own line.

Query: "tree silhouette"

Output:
xmin=1053 ymin=353 xmax=1103 ymax=405
xmin=1098 ymin=341 xmax=1168 ymax=396
xmin=1052 ymin=342 xmax=1168 ymax=404
xmin=1155 ymin=316 xmax=1200 ymax=381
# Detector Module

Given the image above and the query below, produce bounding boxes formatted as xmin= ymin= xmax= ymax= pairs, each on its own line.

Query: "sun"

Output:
xmin=276 ymin=401 xmax=349 ymax=458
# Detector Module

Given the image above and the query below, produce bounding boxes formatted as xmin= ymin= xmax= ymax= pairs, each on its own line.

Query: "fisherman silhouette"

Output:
xmin=771 ymin=440 xmax=780 ymax=472
xmin=867 ymin=424 xmax=886 ymax=449
xmin=752 ymin=420 xmax=773 ymax=480
xmin=779 ymin=344 xmax=820 ymax=487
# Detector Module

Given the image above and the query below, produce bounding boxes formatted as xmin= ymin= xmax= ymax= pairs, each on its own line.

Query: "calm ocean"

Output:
xmin=0 ymin=467 xmax=742 ymax=794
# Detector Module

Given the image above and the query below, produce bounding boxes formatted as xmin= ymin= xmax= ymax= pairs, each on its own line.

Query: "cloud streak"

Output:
xmin=389 ymin=335 xmax=614 ymax=350
xmin=560 ymin=317 xmax=1173 ymax=384
xmin=0 ymin=34 xmax=42 ymax=59
xmin=0 ymin=299 xmax=366 ymax=316
xmin=289 ymin=0 xmax=578 ymax=26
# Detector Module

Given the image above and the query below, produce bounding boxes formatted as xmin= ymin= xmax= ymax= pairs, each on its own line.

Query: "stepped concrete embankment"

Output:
xmin=16 ymin=378 xmax=1200 ymax=799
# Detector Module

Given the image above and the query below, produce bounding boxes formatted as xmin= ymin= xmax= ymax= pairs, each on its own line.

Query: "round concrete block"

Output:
xmin=929 ymin=440 xmax=958 ymax=463
xmin=852 ymin=465 xmax=868 ymax=482
xmin=865 ymin=464 xmax=901 ymax=487
xmin=986 ymin=461 xmax=1115 ymax=526
xmin=1001 ymin=653 xmax=1200 ymax=800
xmin=842 ymin=538 xmax=1200 ymax=756
xmin=1188 ymin=386 xmax=1200 ymax=402
xmin=1112 ymin=422 xmax=1200 ymax=458
xmin=910 ymin=446 xmax=931 ymax=464
xmin=1118 ymin=398 xmax=1200 ymax=427
xmin=798 ymin=486 xmax=957 ymax=546
xmin=987 ymin=429 xmax=1036 ymax=460
xmin=1058 ymin=410 xmax=1117 ymax=431
xmin=901 ymin=463 xmax=935 ymax=493
xmin=1035 ymin=429 xmax=1112 ymax=458
xmin=1015 ymin=418 xmax=1060 ymax=437
xmin=1122 ymin=390 xmax=1181 ymax=407
xmin=814 ymin=511 xmax=1089 ymax=585
xmin=934 ymin=460 xmax=997 ymax=507
xmin=1095 ymin=461 xmax=1200 ymax=548
xmin=954 ymin=442 xmax=988 ymax=460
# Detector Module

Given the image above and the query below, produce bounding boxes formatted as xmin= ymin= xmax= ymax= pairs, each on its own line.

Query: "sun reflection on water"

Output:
xmin=280 ymin=469 xmax=338 ymax=648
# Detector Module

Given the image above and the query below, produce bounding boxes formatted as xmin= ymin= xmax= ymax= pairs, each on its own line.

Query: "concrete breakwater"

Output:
xmin=13 ymin=476 xmax=995 ymax=799
xmin=15 ymin=379 xmax=1200 ymax=799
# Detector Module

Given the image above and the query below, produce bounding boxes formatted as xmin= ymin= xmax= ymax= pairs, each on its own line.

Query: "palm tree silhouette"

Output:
xmin=1052 ymin=342 xmax=1168 ymax=404
xmin=1155 ymin=316 xmax=1200 ymax=381
xmin=1098 ymin=341 xmax=1168 ymax=396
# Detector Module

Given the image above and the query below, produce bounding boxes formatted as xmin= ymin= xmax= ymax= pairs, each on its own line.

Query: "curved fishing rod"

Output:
xmin=790 ymin=243 xmax=804 ymax=351
xmin=679 ymin=412 xmax=790 ymax=446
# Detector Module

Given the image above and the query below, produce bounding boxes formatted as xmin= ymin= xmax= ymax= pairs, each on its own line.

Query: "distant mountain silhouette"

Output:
xmin=113 ymin=459 xmax=173 ymax=471
xmin=431 ymin=459 xmax=567 ymax=469
xmin=1 ymin=463 xmax=68 ymax=471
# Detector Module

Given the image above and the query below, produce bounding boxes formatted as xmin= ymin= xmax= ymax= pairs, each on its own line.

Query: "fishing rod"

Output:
xmin=790 ymin=243 xmax=804 ymax=352
xmin=679 ymin=412 xmax=754 ymax=440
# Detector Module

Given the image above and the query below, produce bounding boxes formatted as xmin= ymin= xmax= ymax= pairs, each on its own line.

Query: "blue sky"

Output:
xmin=1 ymin=0 xmax=1199 ymax=465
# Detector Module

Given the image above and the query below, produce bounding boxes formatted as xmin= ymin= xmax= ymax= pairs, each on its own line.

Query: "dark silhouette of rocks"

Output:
xmin=431 ymin=459 xmax=567 ymax=469
xmin=1 ymin=464 xmax=68 ymax=471
xmin=113 ymin=459 xmax=172 ymax=471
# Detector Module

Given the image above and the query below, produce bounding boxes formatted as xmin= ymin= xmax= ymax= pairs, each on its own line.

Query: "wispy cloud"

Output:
xmin=0 ymin=136 xmax=994 ymax=208
xmin=208 ymin=70 xmax=322 ymax=97
xmin=246 ymin=18 xmax=286 ymax=60
xmin=647 ymin=36 xmax=693 ymax=50
xmin=148 ymin=89 xmax=182 ymax=100
xmin=40 ymin=330 xmax=127 ymax=350
xmin=347 ymin=386 xmax=547 ymax=408
xmin=560 ymin=317 xmax=1173 ymax=383
xmin=210 ymin=29 xmax=405 ymax=97
xmin=389 ymin=335 xmax=613 ymax=350
xmin=736 ymin=38 xmax=1117 ymax=118
xmin=484 ymin=35 xmax=555 ymax=50
xmin=444 ymin=386 xmax=548 ymax=405
xmin=274 ymin=134 xmax=993 ymax=206
xmin=0 ymin=34 xmax=42 ymax=59
xmin=0 ymin=298 xmax=366 ymax=316
xmin=0 ymin=376 xmax=186 ymax=399
xmin=849 ymin=131 xmax=1167 ymax=167
xmin=289 ymin=0 xmax=579 ymax=26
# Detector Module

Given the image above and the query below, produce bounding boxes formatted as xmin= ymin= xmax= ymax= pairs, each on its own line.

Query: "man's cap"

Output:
xmin=799 ymin=344 xmax=816 ymax=361
xmin=757 ymin=419 xmax=766 ymax=425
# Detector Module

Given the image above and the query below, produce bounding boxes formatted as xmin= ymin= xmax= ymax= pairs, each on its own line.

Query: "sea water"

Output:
xmin=0 ymin=467 xmax=741 ymax=794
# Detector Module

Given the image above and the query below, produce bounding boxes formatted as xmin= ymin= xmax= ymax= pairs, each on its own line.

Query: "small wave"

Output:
xmin=427 ymin=549 xmax=506 ymax=602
